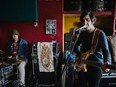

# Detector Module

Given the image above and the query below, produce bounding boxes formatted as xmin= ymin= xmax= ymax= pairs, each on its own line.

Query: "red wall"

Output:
xmin=0 ymin=0 xmax=62 ymax=53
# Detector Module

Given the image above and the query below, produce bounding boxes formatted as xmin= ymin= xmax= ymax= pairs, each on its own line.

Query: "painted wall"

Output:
xmin=0 ymin=0 xmax=62 ymax=53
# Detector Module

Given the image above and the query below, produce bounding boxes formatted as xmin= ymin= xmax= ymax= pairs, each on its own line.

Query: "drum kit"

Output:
xmin=0 ymin=51 xmax=24 ymax=87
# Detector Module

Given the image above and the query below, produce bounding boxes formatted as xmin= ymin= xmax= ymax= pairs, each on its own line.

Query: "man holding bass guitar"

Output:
xmin=73 ymin=11 xmax=112 ymax=87
xmin=7 ymin=29 xmax=28 ymax=87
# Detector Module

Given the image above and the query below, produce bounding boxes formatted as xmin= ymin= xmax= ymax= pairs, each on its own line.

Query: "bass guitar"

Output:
xmin=73 ymin=50 xmax=116 ymax=72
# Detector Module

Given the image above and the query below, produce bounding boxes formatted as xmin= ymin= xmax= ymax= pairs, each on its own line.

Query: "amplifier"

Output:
xmin=32 ymin=42 xmax=60 ymax=58
xmin=100 ymin=75 xmax=116 ymax=87
xmin=31 ymin=42 xmax=60 ymax=86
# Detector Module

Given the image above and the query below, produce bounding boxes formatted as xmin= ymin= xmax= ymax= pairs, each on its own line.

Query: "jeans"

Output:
xmin=18 ymin=61 xmax=27 ymax=85
xmin=77 ymin=65 xmax=103 ymax=87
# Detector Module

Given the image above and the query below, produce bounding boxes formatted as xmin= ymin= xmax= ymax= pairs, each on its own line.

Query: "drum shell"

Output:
xmin=0 ymin=65 xmax=13 ymax=79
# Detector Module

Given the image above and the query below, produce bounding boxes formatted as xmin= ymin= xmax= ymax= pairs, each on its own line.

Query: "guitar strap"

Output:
xmin=91 ymin=28 xmax=101 ymax=54
xmin=82 ymin=28 xmax=101 ymax=72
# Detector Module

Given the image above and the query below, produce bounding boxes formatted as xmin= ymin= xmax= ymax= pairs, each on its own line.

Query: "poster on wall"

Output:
xmin=46 ymin=19 xmax=56 ymax=34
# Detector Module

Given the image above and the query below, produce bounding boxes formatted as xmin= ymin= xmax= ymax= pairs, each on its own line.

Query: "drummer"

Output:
xmin=7 ymin=29 xmax=28 ymax=86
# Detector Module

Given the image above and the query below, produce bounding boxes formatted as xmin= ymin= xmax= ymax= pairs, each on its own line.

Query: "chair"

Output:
xmin=107 ymin=35 xmax=116 ymax=64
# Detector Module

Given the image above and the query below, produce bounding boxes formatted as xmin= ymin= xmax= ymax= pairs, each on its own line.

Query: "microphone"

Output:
xmin=75 ymin=25 xmax=88 ymax=31
xmin=73 ymin=25 xmax=88 ymax=36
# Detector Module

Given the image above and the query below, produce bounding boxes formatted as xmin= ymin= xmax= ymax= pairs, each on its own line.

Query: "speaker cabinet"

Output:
xmin=100 ymin=76 xmax=116 ymax=87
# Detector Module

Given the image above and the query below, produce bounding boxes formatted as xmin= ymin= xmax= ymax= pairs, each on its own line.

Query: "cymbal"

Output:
xmin=3 ymin=58 xmax=20 ymax=65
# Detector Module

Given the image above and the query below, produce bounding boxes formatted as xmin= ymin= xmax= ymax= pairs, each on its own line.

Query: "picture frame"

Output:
xmin=46 ymin=19 xmax=56 ymax=34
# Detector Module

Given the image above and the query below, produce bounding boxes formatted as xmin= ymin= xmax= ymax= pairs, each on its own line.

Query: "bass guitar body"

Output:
xmin=73 ymin=50 xmax=116 ymax=72
xmin=73 ymin=50 xmax=93 ymax=72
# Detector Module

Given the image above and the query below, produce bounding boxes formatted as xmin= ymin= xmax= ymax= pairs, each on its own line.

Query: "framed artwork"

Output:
xmin=46 ymin=19 xmax=56 ymax=34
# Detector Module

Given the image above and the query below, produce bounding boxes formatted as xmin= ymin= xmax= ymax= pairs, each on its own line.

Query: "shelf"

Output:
xmin=63 ymin=11 xmax=113 ymax=15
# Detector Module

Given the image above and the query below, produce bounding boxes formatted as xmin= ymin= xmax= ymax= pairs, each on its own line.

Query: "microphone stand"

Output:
xmin=57 ymin=30 xmax=80 ymax=87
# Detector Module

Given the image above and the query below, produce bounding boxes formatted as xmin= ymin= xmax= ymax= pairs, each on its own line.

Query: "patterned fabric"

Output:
xmin=37 ymin=42 xmax=54 ymax=72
